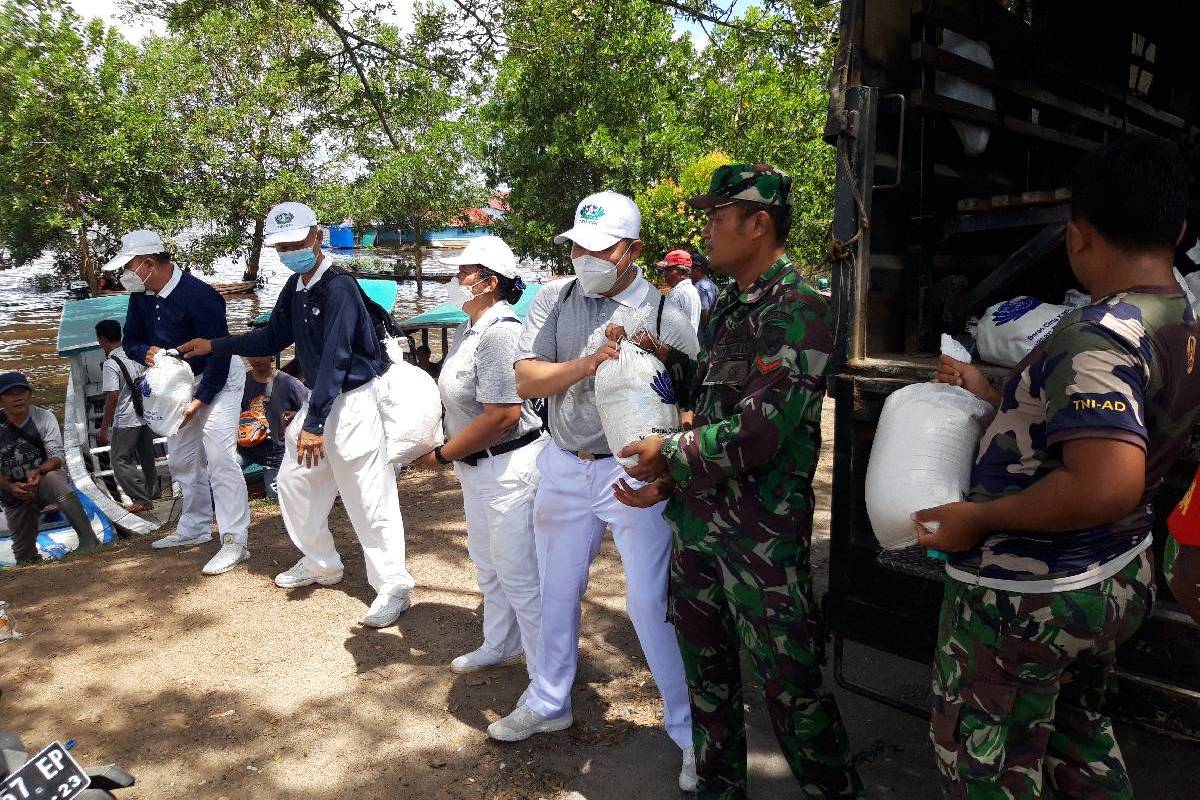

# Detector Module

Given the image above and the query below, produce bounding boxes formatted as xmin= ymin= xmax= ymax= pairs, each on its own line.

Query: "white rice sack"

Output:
xmin=139 ymin=354 xmax=196 ymax=437
xmin=376 ymin=359 xmax=443 ymax=465
xmin=976 ymin=297 xmax=1071 ymax=367
xmin=595 ymin=344 xmax=681 ymax=467
xmin=864 ymin=382 xmax=993 ymax=550
xmin=937 ymin=31 xmax=996 ymax=156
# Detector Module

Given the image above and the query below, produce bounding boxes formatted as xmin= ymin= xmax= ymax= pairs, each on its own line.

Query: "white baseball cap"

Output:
xmin=443 ymin=235 xmax=519 ymax=278
xmin=554 ymin=191 xmax=641 ymax=252
xmin=264 ymin=202 xmax=320 ymax=246
xmin=102 ymin=230 xmax=167 ymax=272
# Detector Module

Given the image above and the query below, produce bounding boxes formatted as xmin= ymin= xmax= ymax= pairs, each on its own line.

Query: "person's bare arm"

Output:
xmin=97 ymin=391 xmax=118 ymax=445
xmin=515 ymin=342 xmax=618 ymax=400
xmin=439 ymin=404 xmax=523 ymax=461
xmin=915 ymin=438 xmax=1146 ymax=551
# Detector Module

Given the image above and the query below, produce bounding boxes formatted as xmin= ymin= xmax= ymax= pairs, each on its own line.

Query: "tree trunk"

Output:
xmin=79 ymin=220 xmax=98 ymax=295
xmin=414 ymin=221 xmax=424 ymax=294
xmin=243 ymin=215 xmax=266 ymax=282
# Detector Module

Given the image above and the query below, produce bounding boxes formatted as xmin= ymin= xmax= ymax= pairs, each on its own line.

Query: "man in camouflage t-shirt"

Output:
xmin=618 ymin=165 xmax=863 ymax=799
xmin=916 ymin=135 xmax=1200 ymax=799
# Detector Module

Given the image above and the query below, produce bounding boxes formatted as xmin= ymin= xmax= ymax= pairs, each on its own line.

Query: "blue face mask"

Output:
xmin=279 ymin=248 xmax=318 ymax=273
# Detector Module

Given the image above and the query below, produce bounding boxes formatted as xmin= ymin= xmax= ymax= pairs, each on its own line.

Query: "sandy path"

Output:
xmin=0 ymin=403 xmax=838 ymax=799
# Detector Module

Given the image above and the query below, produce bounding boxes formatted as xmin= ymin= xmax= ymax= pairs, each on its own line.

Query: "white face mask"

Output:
xmin=571 ymin=242 xmax=636 ymax=297
xmin=120 ymin=260 xmax=148 ymax=293
xmin=446 ymin=277 xmax=485 ymax=310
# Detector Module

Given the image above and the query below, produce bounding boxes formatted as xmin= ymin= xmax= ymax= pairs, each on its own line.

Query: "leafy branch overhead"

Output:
xmin=0 ymin=0 xmax=838 ymax=287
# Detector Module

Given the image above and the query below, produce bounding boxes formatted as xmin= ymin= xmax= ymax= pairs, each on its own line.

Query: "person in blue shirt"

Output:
xmin=107 ymin=230 xmax=250 ymax=576
xmin=178 ymin=202 xmax=415 ymax=628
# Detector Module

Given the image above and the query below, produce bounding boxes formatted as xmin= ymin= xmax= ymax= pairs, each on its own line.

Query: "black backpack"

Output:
xmin=311 ymin=265 xmax=405 ymax=367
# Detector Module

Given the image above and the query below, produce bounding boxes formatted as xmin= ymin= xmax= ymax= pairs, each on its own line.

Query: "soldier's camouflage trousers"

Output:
xmin=931 ymin=551 xmax=1154 ymax=799
xmin=1164 ymin=534 xmax=1200 ymax=624
xmin=668 ymin=523 xmax=863 ymax=800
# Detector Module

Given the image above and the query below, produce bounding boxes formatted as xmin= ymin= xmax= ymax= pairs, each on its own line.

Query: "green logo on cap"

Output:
xmin=579 ymin=204 xmax=605 ymax=222
xmin=275 ymin=212 xmax=294 ymax=226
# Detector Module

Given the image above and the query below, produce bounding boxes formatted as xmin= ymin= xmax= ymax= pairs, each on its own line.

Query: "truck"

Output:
xmin=824 ymin=0 xmax=1200 ymax=740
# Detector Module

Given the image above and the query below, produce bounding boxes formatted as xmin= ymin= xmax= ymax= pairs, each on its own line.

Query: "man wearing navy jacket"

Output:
xmin=179 ymin=203 xmax=415 ymax=628
xmin=110 ymin=230 xmax=250 ymax=576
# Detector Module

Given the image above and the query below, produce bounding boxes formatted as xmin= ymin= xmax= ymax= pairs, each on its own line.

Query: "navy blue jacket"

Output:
xmin=123 ymin=269 xmax=232 ymax=405
xmin=211 ymin=265 xmax=382 ymax=434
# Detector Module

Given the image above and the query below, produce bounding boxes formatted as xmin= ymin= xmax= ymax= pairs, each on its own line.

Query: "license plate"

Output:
xmin=2 ymin=742 xmax=90 ymax=800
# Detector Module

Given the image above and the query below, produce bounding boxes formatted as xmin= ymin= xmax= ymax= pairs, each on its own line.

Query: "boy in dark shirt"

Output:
xmin=239 ymin=356 xmax=308 ymax=499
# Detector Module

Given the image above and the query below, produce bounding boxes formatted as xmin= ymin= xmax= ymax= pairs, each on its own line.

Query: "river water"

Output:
xmin=0 ymin=247 xmax=547 ymax=414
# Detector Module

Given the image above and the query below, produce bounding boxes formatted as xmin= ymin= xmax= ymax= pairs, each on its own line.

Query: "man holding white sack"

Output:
xmin=616 ymin=164 xmax=863 ymax=799
xmin=113 ymin=230 xmax=250 ymax=576
xmin=179 ymin=202 xmax=415 ymax=628
xmin=495 ymin=190 xmax=701 ymax=792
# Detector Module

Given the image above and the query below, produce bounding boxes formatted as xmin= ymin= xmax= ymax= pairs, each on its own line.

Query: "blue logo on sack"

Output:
xmin=651 ymin=371 xmax=676 ymax=405
xmin=992 ymin=297 xmax=1041 ymax=325
xmin=139 ymin=378 xmax=151 ymax=397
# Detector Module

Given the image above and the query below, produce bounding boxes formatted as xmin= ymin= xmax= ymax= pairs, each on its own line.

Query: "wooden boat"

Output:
xmin=57 ymin=295 xmax=182 ymax=535
xmin=210 ymin=280 xmax=257 ymax=298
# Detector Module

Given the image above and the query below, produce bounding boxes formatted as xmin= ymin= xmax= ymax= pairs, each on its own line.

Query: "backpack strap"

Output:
xmin=109 ymin=354 xmax=145 ymax=419
xmin=657 ymin=293 xmax=666 ymax=337
xmin=562 ymin=278 xmax=578 ymax=302
xmin=321 ymin=265 xmax=400 ymax=366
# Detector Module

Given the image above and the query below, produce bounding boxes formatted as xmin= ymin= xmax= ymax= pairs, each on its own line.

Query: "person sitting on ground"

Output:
xmin=95 ymin=319 xmax=158 ymax=513
xmin=0 ymin=372 xmax=100 ymax=563
xmin=238 ymin=356 xmax=309 ymax=501
xmin=415 ymin=345 xmax=441 ymax=379
xmin=657 ymin=249 xmax=702 ymax=332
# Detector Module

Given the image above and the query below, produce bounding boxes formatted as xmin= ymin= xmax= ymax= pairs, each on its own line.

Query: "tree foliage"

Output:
xmin=0 ymin=0 xmax=188 ymax=287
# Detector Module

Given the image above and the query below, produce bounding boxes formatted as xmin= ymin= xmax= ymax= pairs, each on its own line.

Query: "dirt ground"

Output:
xmin=4 ymin=401 xmax=1196 ymax=800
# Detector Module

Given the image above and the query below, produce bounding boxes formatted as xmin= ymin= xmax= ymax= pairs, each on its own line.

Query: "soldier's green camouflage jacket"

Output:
xmin=661 ymin=255 xmax=830 ymax=533
xmin=660 ymin=255 xmax=862 ymax=799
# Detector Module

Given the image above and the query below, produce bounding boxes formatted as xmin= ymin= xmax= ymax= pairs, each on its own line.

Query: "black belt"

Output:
xmin=459 ymin=429 xmax=545 ymax=467
xmin=563 ymin=448 xmax=612 ymax=461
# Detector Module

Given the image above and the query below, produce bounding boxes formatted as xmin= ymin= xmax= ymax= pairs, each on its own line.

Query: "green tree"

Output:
xmin=136 ymin=7 xmax=350 ymax=281
xmin=689 ymin=4 xmax=838 ymax=273
xmin=0 ymin=0 xmax=188 ymax=290
xmin=485 ymin=0 xmax=702 ymax=269
xmin=635 ymin=150 xmax=731 ymax=273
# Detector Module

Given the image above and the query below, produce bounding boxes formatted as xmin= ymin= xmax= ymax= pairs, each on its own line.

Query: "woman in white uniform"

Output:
xmin=411 ymin=236 xmax=549 ymax=675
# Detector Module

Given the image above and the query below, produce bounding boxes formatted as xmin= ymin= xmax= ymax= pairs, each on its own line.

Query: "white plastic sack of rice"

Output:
xmin=864 ymin=335 xmax=993 ymax=550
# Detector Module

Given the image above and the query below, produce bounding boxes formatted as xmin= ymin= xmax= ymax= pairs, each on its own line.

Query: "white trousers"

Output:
xmin=276 ymin=380 xmax=414 ymax=596
xmin=454 ymin=434 xmax=548 ymax=679
xmin=524 ymin=444 xmax=693 ymax=750
xmin=168 ymin=366 xmax=250 ymax=546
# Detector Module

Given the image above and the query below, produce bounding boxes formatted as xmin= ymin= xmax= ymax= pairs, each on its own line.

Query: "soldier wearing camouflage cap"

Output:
xmin=616 ymin=163 xmax=864 ymax=798
xmin=918 ymin=134 xmax=1200 ymax=798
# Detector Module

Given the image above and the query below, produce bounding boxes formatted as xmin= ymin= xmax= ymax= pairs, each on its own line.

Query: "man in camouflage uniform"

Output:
xmin=617 ymin=164 xmax=863 ymax=799
xmin=916 ymin=134 xmax=1200 ymax=798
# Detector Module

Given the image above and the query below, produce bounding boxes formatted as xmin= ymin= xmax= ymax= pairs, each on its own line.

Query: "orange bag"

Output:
xmin=237 ymin=377 xmax=273 ymax=450
xmin=1167 ymin=466 xmax=1200 ymax=546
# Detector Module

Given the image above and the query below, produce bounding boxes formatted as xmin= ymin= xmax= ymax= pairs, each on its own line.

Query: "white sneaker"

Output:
xmin=486 ymin=702 xmax=572 ymax=742
xmin=151 ymin=531 xmax=211 ymax=549
xmin=274 ymin=559 xmax=344 ymax=589
xmin=450 ymin=647 xmax=524 ymax=674
xmin=362 ymin=590 xmax=411 ymax=628
xmin=201 ymin=539 xmax=249 ymax=576
xmin=679 ymin=746 xmax=698 ymax=792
